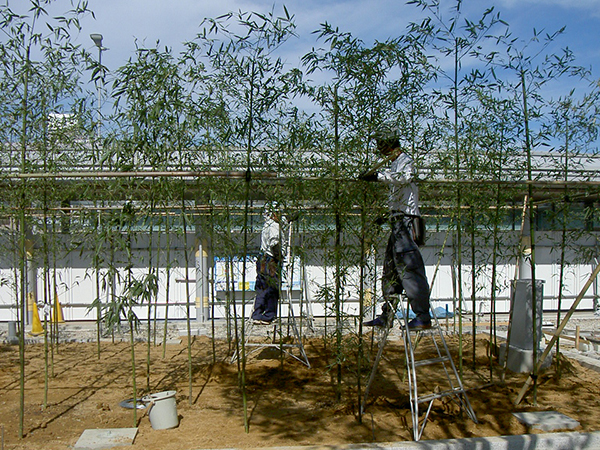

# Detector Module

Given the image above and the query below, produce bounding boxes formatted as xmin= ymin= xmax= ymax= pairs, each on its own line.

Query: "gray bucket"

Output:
xmin=142 ymin=390 xmax=179 ymax=430
xmin=8 ymin=322 xmax=18 ymax=344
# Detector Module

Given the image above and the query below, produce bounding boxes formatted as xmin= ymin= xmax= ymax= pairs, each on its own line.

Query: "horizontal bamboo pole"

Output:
xmin=3 ymin=170 xmax=278 ymax=180
xmin=3 ymin=171 xmax=600 ymax=189
xmin=420 ymin=179 xmax=600 ymax=189
xmin=543 ymin=331 xmax=591 ymax=345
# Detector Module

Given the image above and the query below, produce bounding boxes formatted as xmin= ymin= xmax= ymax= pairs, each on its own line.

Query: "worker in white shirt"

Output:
xmin=251 ymin=202 xmax=287 ymax=324
xmin=360 ymin=129 xmax=431 ymax=330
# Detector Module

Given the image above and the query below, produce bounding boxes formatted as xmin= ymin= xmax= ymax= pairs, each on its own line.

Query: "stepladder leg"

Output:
xmin=362 ymin=295 xmax=477 ymax=441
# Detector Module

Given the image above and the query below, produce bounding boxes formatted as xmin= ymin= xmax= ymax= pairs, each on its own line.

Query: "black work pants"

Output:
xmin=382 ymin=215 xmax=431 ymax=320
xmin=251 ymin=254 xmax=280 ymax=322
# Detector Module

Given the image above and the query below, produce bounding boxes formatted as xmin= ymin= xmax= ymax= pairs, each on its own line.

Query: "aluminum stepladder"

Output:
xmin=362 ymin=294 xmax=477 ymax=441
xmin=231 ymin=223 xmax=311 ymax=368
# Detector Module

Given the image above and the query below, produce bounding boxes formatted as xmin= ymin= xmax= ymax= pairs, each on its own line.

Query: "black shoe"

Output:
xmin=407 ymin=317 xmax=432 ymax=330
xmin=363 ymin=315 xmax=392 ymax=328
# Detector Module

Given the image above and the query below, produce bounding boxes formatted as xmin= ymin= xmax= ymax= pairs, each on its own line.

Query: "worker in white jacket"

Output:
xmin=360 ymin=130 xmax=431 ymax=330
xmin=251 ymin=202 xmax=287 ymax=324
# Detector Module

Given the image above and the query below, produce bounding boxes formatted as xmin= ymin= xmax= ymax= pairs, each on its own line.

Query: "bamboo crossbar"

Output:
xmin=3 ymin=171 xmax=600 ymax=189
xmin=542 ymin=332 xmax=591 ymax=344
xmin=3 ymin=170 xmax=278 ymax=180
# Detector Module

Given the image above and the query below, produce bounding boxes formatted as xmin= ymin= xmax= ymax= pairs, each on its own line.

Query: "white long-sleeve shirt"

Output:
xmin=260 ymin=214 xmax=289 ymax=260
xmin=377 ymin=152 xmax=421 ymax=217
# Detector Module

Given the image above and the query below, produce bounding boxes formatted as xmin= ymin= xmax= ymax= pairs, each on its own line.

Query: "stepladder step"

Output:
xmin=413 ymin=355 xmax=451 ymax=367
xmin=417 ymin=387 xmax=469 ymax=405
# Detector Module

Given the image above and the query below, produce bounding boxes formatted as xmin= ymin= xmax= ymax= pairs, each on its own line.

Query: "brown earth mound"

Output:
xmin=1 ymin=331 xmax=599 ymax=450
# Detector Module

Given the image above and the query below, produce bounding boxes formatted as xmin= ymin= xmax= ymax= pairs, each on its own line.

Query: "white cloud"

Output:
xmin=498 ymin=0 xmax=600 ymax=15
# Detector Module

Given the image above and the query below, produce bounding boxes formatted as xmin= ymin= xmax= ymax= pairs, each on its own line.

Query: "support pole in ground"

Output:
xmin=594 ymin=257 xmax=600 ymax=316
xmin=195 ymin=247 xmax=203 ymax=323
xmin=196 ymin=238 xmax=210 ymax=323
xmin=202 ymin=240 xmax=210 ymax=322
xmin=26 ymin=239 xmax=36 ymax=326
xmin=514 ymin=262 xmax=600 ymax=405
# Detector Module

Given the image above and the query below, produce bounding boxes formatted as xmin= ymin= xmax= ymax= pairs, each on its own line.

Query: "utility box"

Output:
xmin=509 ymin=279 xmax=544 ymax=351
xmin=500 ymin=279 xmax=551 ymax=373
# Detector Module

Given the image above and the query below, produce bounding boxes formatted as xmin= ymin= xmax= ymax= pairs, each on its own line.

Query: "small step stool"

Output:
xmin=231 ymin=310 xmax=311 ymax=367
xmin=362 ymin=294 xmax=477 ymax=441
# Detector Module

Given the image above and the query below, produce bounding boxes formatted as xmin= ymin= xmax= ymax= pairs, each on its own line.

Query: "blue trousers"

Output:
xmin=251 ymin=254 xmax=280 ymax=322
xmin=382 ymin=215 xmax=431 ymax=320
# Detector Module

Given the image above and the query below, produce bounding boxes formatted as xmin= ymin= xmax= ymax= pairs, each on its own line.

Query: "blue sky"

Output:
xmin=58 ymin=0 xmax=599 ymax=150
xmin=76 ymin=0 xmax=600 ymax=81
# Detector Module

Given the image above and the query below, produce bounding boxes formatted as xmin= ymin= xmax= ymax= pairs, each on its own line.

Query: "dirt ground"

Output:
xmin=1 ymin=324 xmax=600 ymax=450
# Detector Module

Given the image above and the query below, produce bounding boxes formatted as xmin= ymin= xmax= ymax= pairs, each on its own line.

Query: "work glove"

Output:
xmin=358 ymin=172 xmax=378 ymax=182
xmin=374 ymin=215 xmax=387 ymax=226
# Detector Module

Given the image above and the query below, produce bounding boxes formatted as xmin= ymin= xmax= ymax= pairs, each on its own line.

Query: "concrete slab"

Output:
xmin=499 ymin=343 xmax=552 ymax=373
xmin=73 ymin=428 xmax=138 ymax=450
xmin=513 ymin=411 xmax=580 ymax=432
xmin=487 ymin=330 xmax=600 ymax=375
xmin=225 ymin=431 xmax=600 ymax=450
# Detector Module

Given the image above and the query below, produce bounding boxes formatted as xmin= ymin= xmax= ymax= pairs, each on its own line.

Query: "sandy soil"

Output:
xmin=1 ymin=324 xmax=600 ymax=450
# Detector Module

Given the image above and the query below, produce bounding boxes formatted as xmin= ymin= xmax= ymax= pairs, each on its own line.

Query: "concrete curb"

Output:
xmin=224 ymin=431 xmax=600 ymax=450
xmin=563 ymin=350 xmax=600 ymax=373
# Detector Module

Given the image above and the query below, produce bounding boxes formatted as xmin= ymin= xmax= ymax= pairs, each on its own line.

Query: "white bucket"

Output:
xmin=142 ymin=390 xmax=179 ymax=430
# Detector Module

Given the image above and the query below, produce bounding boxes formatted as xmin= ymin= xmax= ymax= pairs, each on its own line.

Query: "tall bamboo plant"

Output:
xmin=408 ymin=0 xmax=506 ymax=377
xmin=302 ymin=20 xmax=436 ymax=406
xmin=112 ymin=42 xmax=199 ymax=394
xmin=543 ymin=90 xmax=600 ymax=375
xmin=0 ymin=0 xmax=90 ymax=438
xmin=470 ymin=90 xmax=521 ymax=370
xmin=488 ymin=24 xmax=589 ymax=403
xmin=192 ymin=7 xmax=298 ymax=431
xmin=455 ymin=87 xmax=522 ymax=370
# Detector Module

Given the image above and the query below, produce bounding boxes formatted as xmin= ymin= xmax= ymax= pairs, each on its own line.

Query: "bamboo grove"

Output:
xmin=2 ymin=0 xmax=600 ymax=439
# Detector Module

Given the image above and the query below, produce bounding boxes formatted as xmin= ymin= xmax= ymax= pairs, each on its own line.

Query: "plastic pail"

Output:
xmin=142 ymin=390 xmax=179 ymax=430
xmin=8 ymin=321 xmax=17 ymax=338
xmin=8 ymin=322 xmax=18 ymax=344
